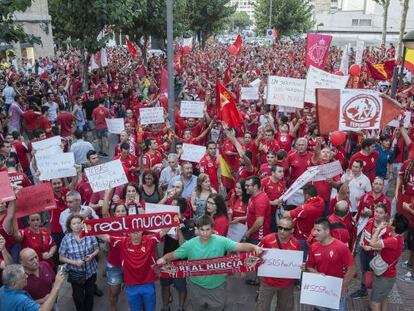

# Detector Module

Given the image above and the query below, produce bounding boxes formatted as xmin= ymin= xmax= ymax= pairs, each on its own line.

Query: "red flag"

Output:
xmin=126 ymin=36 xmax=137 ymax=59
xmin=365 ymin=61 xmax=395 ymax=81
xmin=223 ymin=66 xmax=231 ymax=85
xmin=216 ymin=80 xmax=243 ymax=128
xmin=228 ymin=34 xmax=243 ymax=55
xmin=316 ymin=89 xmax=402 ymax=135
xmin=15 ymin=183 xmax=56 ymax=218
xmin=160 ymin=68 xmax=168 ymax=96
xmin=305 ymin=33 xmax=332 ymax=69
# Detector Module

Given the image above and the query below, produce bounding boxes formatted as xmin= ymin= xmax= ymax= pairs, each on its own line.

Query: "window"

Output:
xmin=352 ymin=19 xmax=359 ymax=26
xmin=352 ymin=19 xmax=372 ymax=26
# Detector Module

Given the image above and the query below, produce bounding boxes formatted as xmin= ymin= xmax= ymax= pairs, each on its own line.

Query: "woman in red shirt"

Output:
xmin=275 ymin=123 xmax=295 ymax=152
xmin=227 ymin=179 xmax=249 ymax=224
xmin=205 ymin=193 xmax=229 ymax=236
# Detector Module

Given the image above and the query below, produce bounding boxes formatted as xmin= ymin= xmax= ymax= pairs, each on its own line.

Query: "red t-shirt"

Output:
xmin=37 ymin=116 xmax=52 ymax=136
xmin=290 ymin=196 xmax=325 ymax=240
xmin=114 ymin=154 xmax=139 ymax=182
xmin=228 ymin=194 xmax=247 ymax=223
xmin=50 ymin=188 xmax=69 ymax=233
xmin=75 ymin=177 xmax=94 ymax=205
xmin=142 ymin=151 xmax=163 ymax=170
xmin=92 ymin=106 xmax=111 ymax=129
xmin=356 ymin=192 xmax=391 ymax=222
xmin=349 ymin=151 xmax=379 ymax=182
xmin=259 ymin=234 xmax=301 ymax=287
xmin=380 ymin=234 xmax=404 ymax=278
xmin=247 ymin=192 xmax=271 ymax=241
xmin=8 ymin=171 xmax=32 ymax=188
xmin=258 ymin=163 xmax=272 ymax=178
xmin=258 ymin=139 xmax=280 ymax=164
xmin=213 ymin=215 xmax=229 ymax=236
xmin=287 ymin=151 xmax=313 ymax=185
xmin=199 ymin=154 xmax=219 ymax=191
xmin=57 ymin=111 xmax=74 ymax=137
xmin=220 ymin=139 xmax=239 ymax=172
xmin=275 ymin=133 xmax=294 ymax=153
xmin=307 ymin=238 xmax=354 ymax=278
xmin=22 ymin=110 xmax=39 ymax=131
xmin=110 ymin=234 xmax=161 ymax=285
xmin=12 ymin=141 xmax=30 ymax=172
xmin=327 ymin=214 xmax=350 ymax=246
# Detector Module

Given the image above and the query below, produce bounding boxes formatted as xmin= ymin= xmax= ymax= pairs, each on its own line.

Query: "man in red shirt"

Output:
xmin=349 ymin=138 xmax=379 ymax=182
xmin=257 ymin=128 xmax=280 ymax=165
xmin=287 ymin=137 xmax=314 ymax=186
xmin=6 ymin=158 xmax=32 ymax=188
xmin=22 ymin=105 xmax=40 ymax=138
xmin=327 ymin=200 xmax=354 ymax=248
xmin=56 ymin=104 xmax=74 ymax=138
xmin=142 ymin=138 xmax=163 ymax=173
xmin=307 ymin=218 xmax=355 ymax=311
xmin=92 ymin=99 xmax=111 ymax=156
xmin=198 ymin=141 xmax=221 ymax=191
xmin=11 ymin=131 xmax=31 ymax=180
xmin=114 ymin=143 xmax=139 ymax=183
xmin=114 ymin=130 xmax=137 ymax=157
xmin=37 ymin=106 xmax=52 ymax=137
xmin=257 ymin=151 xmax=277 ymax=178
xmin=256 ymin=217 xmax=302 ymax=311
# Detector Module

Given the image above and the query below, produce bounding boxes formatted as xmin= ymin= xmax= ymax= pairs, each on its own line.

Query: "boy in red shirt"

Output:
xmin=92 ymin=99 xmax=111 ymax=156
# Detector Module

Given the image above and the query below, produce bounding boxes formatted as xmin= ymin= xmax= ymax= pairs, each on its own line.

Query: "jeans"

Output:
xmin=126 ymin=283 xmax=156 ymax=311
xmin=71 ymin=273 xmax=96 ymax=311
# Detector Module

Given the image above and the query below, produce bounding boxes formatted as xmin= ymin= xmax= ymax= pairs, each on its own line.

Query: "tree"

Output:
xmin=0 ymin=0 xmax=41 ymax=44
xmin=48 ymin=0 xmax=130 ymax=89
xmin=254 ymin=0 xmax=313 ymax=36
xmin=396 ymin=0 xmax=410 ymax=60
xmin=228 ymin=11 xmax=252 ymax=31
xmin=373 ymin=0 xmax=391 ymax=46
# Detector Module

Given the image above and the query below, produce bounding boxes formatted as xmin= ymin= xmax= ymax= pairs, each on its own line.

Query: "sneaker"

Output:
xmin=399 ymin=274 xmax=414 ymax=283
xmin=350 ymin=289 xmax=368 ymax=299
xmin=401 ymin=260 xmax=413 ymax=269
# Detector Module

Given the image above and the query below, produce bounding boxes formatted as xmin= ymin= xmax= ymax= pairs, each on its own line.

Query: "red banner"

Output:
xmin=0 ymin=171 xmax=15 ymax=203
xmin=15 ymin=183 xmax=56 ymax=218
xmin=157 ymin=252 xmax=262 ymax=278
xmin=83 ymin=212 xmax=180 ymax=236
xmin=305 ymin=33 xmax=332 ymax=69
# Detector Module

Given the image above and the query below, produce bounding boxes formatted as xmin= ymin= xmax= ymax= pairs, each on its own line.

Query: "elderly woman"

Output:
xmin=59 ymin=214 xmax=99 ymax=311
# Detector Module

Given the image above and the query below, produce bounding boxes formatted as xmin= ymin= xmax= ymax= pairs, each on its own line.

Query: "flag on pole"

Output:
xmin=305 ymin=33 xmax=332 ymax=69
xmin=219 ymin=155 xmax=235 ymax=189
xmin=216 ymin=80 xmax=243 ymax=128
xmin=365 ymin=60 xmax=395 ymax=80
xmin=405 ymin=48 xmax=414 ymax=73
xmin=126 ymin=36 xmax=137 ymax=59
xmin=223 ymin=66 xmax=231 ymax=85
xmin=228 ymin=34 xmax=243 ymax=56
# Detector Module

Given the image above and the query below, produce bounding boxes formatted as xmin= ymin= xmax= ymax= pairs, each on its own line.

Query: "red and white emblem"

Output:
xmin=307 ymin=39 xmax=328 ymax=66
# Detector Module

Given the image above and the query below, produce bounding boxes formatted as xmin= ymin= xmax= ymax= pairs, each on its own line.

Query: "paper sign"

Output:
xmin=355 ymin=41 xmax=364 ymax=65
xmin=85 ymin=160 xmax=128 ymax=192
xmin=267 ymin=76 xmax=306 ymax=108
xmin=280 ymin=167 xmax=319 ymax=201
xmin=250 ymin=78 xmax=261 ymax=87
xmin=139 ymin=107 xmax=164 ymax=125
xmin=180 ymin=143 xmax=206 ymax=163
xmin=312 ymin=160 xmax=343 ymax=182
xmin=227 ymin=223 xmax=248 ymax=242
xmin=36 ymin=152 xmax=76 ymax=181
xmin=105 ymin=118 xmax=125 ymax=134
xmin=145 ymin=203 xmax=180 ymax=215
xmin=388 ymin=111 xmax=411 ymax=128
xmin=15 ymin=183 xmax=56 ymax=218
xmin=357 ymin=216 xmax=370 ymax=236
xmin=32 ymin=136 xmax=62 ymax=154
xmin=258 ymin=248 xmax=303 ymax=279
xmin=305 ymin=66 xmax=349 ymax=104
xmin=241 ymin=87 xmax=259 ymax=100
xmin=300 ymin=272 xmax=343 ymax=309
xmin=0 ymin=171 xmax=15 ymax=203
xmin=180 ymin=101 xmax=205 ymax=118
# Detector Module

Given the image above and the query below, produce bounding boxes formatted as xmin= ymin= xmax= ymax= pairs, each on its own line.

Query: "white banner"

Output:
xmin=250 ymin=78 xmax=261 ymax=87
xmin=355 ymin=40 xmax=365 ymax=65
xmin=388 ymin=111 xmax=411 ymax=128
xmin=36 ymin=152 xmax=76 ymax=181
xmin=85 ymin=160 xmax=128 ymax=193
xmin=32 ymin=136 xmax=62 ymax=154
xmin=145 ymin=203 xmax=180 ymax=215
xmin=339 ymin=89 xmax=382 ymax=131
xmin=139 ymin=107 xmax=164 ymax=125
xmin=312 ymin=160 xmax=343 ymax=182
xmin=300 ymin=272 xmax=343 ymax=310
xmin=105 ymin=118 xmax=125 ymax=134
xmin=267 ymin=76 xmax=306 ymax=108
xmin=180 ymin=143 xmax=206 ymax=163
xmin=241 ymin=87 xmax=259 ymax=100
xmin=280 ymin=167 xmax=319 ymax=202
xmin=339 ymin=44 xmax=350 ymax=75
xmin=180 ymin=101 xmax=205 ymax=118
xmin=183 ymin=37 xmax=193 ymax=48
xmin=258 ymin=248 xmax=303 ymax=279
xmin=305 ymin=66 xmax=349 ymax=104
xmin=227 ymin=223 xmax=248 ymax=242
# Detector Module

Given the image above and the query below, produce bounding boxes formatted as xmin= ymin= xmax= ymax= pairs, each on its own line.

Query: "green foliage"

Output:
xmin=255 ymin=0 xmax=314 ymax=36
xmin=0 ymin=0 xmax=41 ymax=44
xmin=227 ymin=11 xmax=252 ymax=31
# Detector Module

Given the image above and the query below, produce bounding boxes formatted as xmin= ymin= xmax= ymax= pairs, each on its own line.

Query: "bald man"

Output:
xmin=328 ymin=200 xmax=356 ymax=249
xmin=20 ymin=248 xmax=56 ymax=303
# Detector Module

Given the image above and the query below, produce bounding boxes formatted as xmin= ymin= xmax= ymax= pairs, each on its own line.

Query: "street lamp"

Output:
xmin=391 ymin=30 xmax=414 ymax=98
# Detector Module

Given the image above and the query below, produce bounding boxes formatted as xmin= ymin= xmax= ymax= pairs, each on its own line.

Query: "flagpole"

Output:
xmin=268 ymin=0 xmax=273 ymax=29
xmin=166 ymin=0 xmax=176 ymax=150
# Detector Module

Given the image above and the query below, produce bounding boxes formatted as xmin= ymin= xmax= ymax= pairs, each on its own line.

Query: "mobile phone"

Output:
xmin=58 ymin=264 xmax=67 ymax=273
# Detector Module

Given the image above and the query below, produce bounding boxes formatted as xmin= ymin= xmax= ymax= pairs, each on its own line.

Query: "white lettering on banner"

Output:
xmin=180 ymin=143 xmax=206 ymax=163
xmin=267 ymin=76 xmax=306 ymax=108
xmin=139 ymin=107 xmax=164 ymax=125
xmin=85 ymin=160 xmax=128 ymax=192
xmin=240 ymin=87 xmax=259 ymax=100
xmin=312 ymin=160 xmax=343 ymax=182
xmin=304 ymin=66 xmax=349 ymax=104
xmin=105 ymin=118 xmax=125 ymax=134
xmin=36 ymin=152 xmax=76 ymax=181
xmin=92 ymin=214 xmax=173 ymax=233
xmin=300 ymin=272 xmax=342 ymax=309
xmin=258 ymin=248 xmax=303 ymax=279
xmin=180 ymin=101 xmax=205 ymax=118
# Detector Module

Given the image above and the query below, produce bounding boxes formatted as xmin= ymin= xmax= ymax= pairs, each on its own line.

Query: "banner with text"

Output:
xmin=267 ymin=76 xmax=306 ymax=108
xmin=85 ymin=159 xmax=128 ymax=192
xmin=15 ymin=183 xmax=56 ymax=218
xmin=105 ymin=118 xmax=125 ymax=134
xmin=36 ymin=152 xmax=76 ymax=181
xmin=180 ymin=101 xmax=205 ymax=118
xmin=241 ymin=87 xmax=259 ymax=100
xmin=140 ymin=107 xmax=164 ymax=125
xmin=32 ymin=136 xmax=62 ymax=155
xmin=0 ymin=171 xmax=15 ymax=203
xmin=312 ymin=160 xmax=343 ymax=182
xmin=258 ymin=248 xmax=303 ymax=279
xmin=181 ymin=143 xmax=206 ymax=163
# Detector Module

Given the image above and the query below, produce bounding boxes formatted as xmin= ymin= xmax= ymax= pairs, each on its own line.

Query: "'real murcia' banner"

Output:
xmin=157 ymin=252 xmax=262 ymax=278
xmin=82 ymin=212 xmax=180 ymax=236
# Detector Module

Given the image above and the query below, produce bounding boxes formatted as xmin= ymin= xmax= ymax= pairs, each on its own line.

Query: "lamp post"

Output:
xmin=391 ymin=30 xmax=414 ymax=98
xmin=166 ymin=0 xmax=175 ymax=150
xmin=268 ymin=0 xmax=273 ymax=29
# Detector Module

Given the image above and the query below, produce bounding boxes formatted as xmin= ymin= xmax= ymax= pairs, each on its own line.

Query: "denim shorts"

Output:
xmin=96 ymin=128 xmax=108 ymax=139
xmin=106 ymin=263 xmax=123 ymax=286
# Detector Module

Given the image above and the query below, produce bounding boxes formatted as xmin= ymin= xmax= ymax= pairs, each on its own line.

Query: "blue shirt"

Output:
xmin=0 ymin=286 xmax=40 ymax=311
xmin=375 ymin=144 xmax=393 ymax=178
xmin=168 ymin=175 xmax=197 ymax=199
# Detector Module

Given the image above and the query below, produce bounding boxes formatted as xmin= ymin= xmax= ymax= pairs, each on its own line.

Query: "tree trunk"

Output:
xmin=396 ymin=0 xmax=410 ymax=60
xmin=80 ymin=48 xmax=91 ymax=91
xmin=381 ymin=0 xmax=390 ymax=46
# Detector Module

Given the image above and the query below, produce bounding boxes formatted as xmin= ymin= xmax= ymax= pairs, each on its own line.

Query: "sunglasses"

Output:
xmin=278 ymin=226 xmax=292 ymax=232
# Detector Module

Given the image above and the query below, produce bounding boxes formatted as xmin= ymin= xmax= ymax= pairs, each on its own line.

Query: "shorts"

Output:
xmin=359 ymin=248 xmax=374 ymax=272
xmin=106 ymin=263 xmax=123 ymax=286
xmin=96 ymin=128 xmax=108 ymax=139
xmin=371 ymin=276 xmax=396 ymax=303
xmin=160 ymin=277 xmax=187 ymax=292
xmin=407 ymin=227 xmax=414 ymax=251
xmin=188 ymin=281 xmax=226 ymax=311
xmin=87 ymin=120 xmax=96 ymax=131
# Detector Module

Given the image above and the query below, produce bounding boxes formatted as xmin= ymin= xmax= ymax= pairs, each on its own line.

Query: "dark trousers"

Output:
xmin=51 ymin=232 xmax=64 ymax=267
xmin=71 ymin=273 xmax=96 ymax=311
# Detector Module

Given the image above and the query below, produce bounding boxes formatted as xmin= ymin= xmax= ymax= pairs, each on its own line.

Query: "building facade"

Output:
xmin=230 ymin=0 xmax=256 ymax=25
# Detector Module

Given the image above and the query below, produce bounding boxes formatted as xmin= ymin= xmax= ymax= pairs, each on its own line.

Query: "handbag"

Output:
xmin=369 ymin=254 xmax=394 ymax=276
xmin=67 ymin=270 xmax=87 ymax=285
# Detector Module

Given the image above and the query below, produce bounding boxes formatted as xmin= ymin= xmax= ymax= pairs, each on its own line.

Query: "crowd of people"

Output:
xmin=0 ymin=37 xmax=413 ymax=311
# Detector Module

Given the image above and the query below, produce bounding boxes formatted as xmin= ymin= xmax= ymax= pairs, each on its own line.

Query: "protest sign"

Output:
xmin=250 ymin=78 xmax=261 ymax=87
xmin=312 ymin=160 xmax=343 ymax=182
xmin=258 ymin=248 xmax=303 ymax=279
xmin=32 ymin=136 xmax=62 ymax=154
xmin=267 ymin=76 xmax=306 ymax=108
xmin=15 ymin=183 xmax=56 ymax=218
xmin=280 ymin=167 xmax=319 ymax=202
xmin=83 ymin=212 xmax=180 ymax=235
xmin=300 ymin=272 xmax=343 ymax=310
xmin=36 ymin=152 xmax=76 ymax=181
xmin=304 ymin=66 xmax=349 ymax=104
xmin=241 ymin=87 xmax=259 ymax=100
xmin=105 ymin=118 xmax=125 ymax=134
xmin=181 ymin=143 xmax=206 ymax=163
xmin=355 ymin=41 xmax=365 ymax=65
xmin=227 ymin=223 xmax=248 ymax=242
xmin=85 ymin=160 xmax=128 ymax=192
xmin=388 ymin=111 xmax=411 ymax=128
xmin=139 ymin=107 xmax=164 ymax=125
xmin=0 ymin=171 xmax=15 ymax=203
xmin=145 ymin=203 xmax=180 ymax=215
xmin=180 ymin=101 xmax=205 ymax=118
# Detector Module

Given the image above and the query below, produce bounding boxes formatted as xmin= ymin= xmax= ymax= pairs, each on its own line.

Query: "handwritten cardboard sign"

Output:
xmin=180 ymin=101 xmax=205 ymax=118
xmin=267 ymin=76 xmax=306 ymax=108
xmin=32 ymin=136 xmax=62 ymax=154
xmin=15 ymin=183 xmax=56 ymax=218
xmin=105 ymin=118 xmax=125 ymax=134
xmin=180 ymin=143 xmax=206 ymax=163
xmin=258 ymin=248 xmax=303 ymax=279
xmin=36 ymin=152 xmax=76 ymax=181
xmin=241 ymin=87 xmax=259 ymax=100
xmin=0 ymin=171 xmax=15 ymax=203
xmin=139 ymin=107 xmax=164 ymax=125
xmin=85 ymin=160 xmax=128 ymax=193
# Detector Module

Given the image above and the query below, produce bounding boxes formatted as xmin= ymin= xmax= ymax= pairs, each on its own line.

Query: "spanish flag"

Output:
xmin=366 ymin=60 xmax=395 ymax=80
xmin=405 ymin=48 xmax=414 ymax=73
xmin=219 ymin=155 xmax=235 ymax=189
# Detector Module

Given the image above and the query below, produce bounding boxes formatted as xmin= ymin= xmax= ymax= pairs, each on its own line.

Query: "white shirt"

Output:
xmin=59 ymin=206 xmax=99 ymax=233
xmin=2 ymin=86 xmax=16 ymax=105
xmin=159 ymin=165 xmax=181 ymax=187
xmin=340 ymin=172 xmax=372 ymax=212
